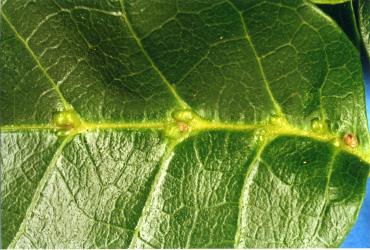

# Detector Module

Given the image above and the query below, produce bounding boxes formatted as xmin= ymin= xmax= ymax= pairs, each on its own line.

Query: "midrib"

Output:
xmin=3 ymin=0 xmax=368 ymax=164
xmin=1 ymin=119 xmax=369 ymax=164
xmin=1 ymin=1 xmax=369 ymax=165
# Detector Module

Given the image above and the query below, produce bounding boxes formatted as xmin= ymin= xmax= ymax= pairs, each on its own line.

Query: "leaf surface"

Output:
xmin=1 ymin=0 xmax=369 ymax=248
xmin=316 ymin=1 xmax=361 ymax=49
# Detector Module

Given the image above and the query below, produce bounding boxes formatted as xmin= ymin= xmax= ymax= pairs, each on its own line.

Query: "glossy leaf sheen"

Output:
xmin=1 ymin=0 xmax=370 ymax=248
xmin=317 ymin=1 xmax=361 ymax=49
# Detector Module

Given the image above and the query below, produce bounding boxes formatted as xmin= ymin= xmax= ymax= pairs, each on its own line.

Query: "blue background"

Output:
xmin=341 ymin=60 xmax=370 ymax=247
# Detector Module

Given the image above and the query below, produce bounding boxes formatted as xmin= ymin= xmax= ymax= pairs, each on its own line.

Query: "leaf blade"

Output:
xmin=1 ymin=0 xmax=369 ymax=248
xmin=0 ymin=131 xmax=61 ymax=247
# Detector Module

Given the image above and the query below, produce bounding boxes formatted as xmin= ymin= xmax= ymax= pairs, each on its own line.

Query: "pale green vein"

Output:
xmin=81 ymin=121 xmax=164 ymax=131
xmin=1 ymin=12 xmax=72 ymax=110
xmin=118 ymin=0 xmax=190 ymax=110
xmin=1 ymin=124 xmax=55 ymax=132
xmin=295 ymin=11 xmax=331 ymax=127
xmin=0 ymin=122 xmax=164 ymax=132
xmin=128 ymin=139 xmax=181 ymax=248
xmin=65 ymin=6 xmax=123 ymax=16
xmin=234 ymin=137 xmax=271 ymax=248
xmin=311 ymin=0 xmax=352 ymax=4
xmin=1 ymin=119 xmax=369 ymax=164
xmin=55 ymin=167 xmax=135 ymax=233
xmin=185 ymin=210 xmax=199 ymax=248
xmin=311 ymin=149 xmax=338 ymax=244
xmin=8 ymin=134 xmax=75 ymax=248
xmin=225 ymin=0 xmax=285 ymax=118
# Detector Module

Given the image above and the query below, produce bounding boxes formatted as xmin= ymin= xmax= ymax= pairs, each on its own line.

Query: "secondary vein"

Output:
xmin=1 ymin=124 xmax=56 ymax=131
xmin=233 ymin=138 xmax=271 ymax=247
xmin=225 ymin=0 xmax=285 ymax=118
xmin=1 ymin=12 xmax=72 ymax=110
xmin=127 ymin=139 xmax=181 ymax=248
xmin=8 ymin=134 xmax=75 ymax=248
xmin=118 ymin=0 xmax=190 ymax=110
xmin=311 ymin=149 xmax=338 ymax=243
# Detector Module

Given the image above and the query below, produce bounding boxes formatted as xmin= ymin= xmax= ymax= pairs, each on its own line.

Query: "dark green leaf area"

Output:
xmin=0 ymin=24 xmax=64 ymax=125
xmin=317 ymin=1 xmax=361 ymax=49
xmin=128 ymin=0 xmax=368 ymax=143
xmin=0 ymin=0 xmax=180 ymax=123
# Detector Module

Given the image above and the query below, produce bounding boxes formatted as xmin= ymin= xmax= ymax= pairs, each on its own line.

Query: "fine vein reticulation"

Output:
xmin=1 ymin=3 xmax=369 ymax=161
xmin=1 ymin=5 xmax=368 ymax=162
xmin=1 ymin=0 xmax=370 ymax=248
xmin=1 ymin=12 xmax=71 ymax=110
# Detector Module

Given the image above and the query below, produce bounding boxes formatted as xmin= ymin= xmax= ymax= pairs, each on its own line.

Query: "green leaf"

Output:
xmin=1 ymin=0 xmax=369 ymax=248
xmin=359 ymin=0 xmax=370 ymax=57
xmin=316 ymin=1 xmax=361 ymax=49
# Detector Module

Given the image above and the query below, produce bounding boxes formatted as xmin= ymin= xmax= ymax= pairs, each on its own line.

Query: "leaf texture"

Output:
xmin=1 ymin=0 xmax=369 ymax=248
xmin=316 ymin=1 xmax=361 ymax=49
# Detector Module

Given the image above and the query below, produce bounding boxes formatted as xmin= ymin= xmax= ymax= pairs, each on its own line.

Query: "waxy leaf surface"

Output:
xmin=1 ymin=0 xmax=369 ymax=248
xmin=316 ymin=1 xmax=361 ymax=49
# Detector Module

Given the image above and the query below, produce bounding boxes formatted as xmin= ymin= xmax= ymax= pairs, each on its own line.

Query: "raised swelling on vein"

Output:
xmin=1 ymin=108 xmax=369 ymax=165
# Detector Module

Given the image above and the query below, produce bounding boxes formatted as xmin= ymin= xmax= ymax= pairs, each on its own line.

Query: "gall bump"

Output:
xmin=343 ymin=133 xmax=358 ymax=148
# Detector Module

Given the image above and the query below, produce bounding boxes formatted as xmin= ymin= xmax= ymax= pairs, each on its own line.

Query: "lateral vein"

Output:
xmin=127 ymin=139 xmax=181 ymax=248
xmin=225 ymin=0 xmax=285 ymax=118
xmin=234 ymin=138 xmax=271 ymax=247
xmin=8 ymin=134 xmax=76 ymax=248
xmin=1 ymin=12 xmax=72 ymax=110
xmin=118 ymin=0 xmax=190 ymax=109
xmin=311 ymin=149 xmax=338 ymax=241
